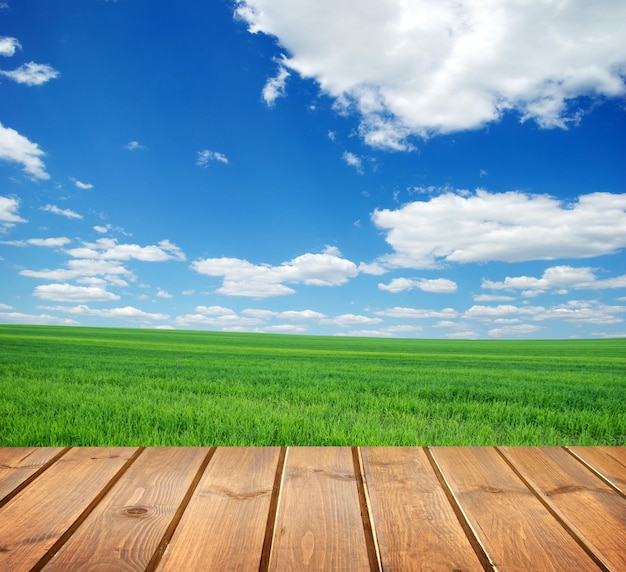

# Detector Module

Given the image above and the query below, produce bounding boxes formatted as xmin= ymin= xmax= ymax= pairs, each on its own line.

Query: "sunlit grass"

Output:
xmin=0 ymin=325 xmax=624 ymax=446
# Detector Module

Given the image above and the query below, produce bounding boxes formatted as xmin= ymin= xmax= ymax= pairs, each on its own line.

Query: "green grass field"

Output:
xmin=1 ymin=325 xmax=624 ymax=446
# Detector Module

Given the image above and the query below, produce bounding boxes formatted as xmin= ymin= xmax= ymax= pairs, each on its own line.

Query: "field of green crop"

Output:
xmin=0 ymin=325 xmax=624 ymax=446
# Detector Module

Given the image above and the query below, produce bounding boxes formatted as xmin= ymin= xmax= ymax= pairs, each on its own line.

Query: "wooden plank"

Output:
xmin=501 ymin=446 xmax=626 ymax=571
xmin=361 ymin=446 xmax=485 ymax=571
xmin=430 ymin=447 xmax=601 ymax=571
xmin=0 ymin=447 xmax=138 ymax=572
xmin=157 ymin=447 xmax=280 ymax=572
xmin=0 ymin=448 xmax=66 ymax=506
xmin=268 ymin=447 xmax=372 ymax=571
xmin=40 ymin=447 xmax=209 ymax=571
xmin=567 ymin=447 xmax=626 ymax=494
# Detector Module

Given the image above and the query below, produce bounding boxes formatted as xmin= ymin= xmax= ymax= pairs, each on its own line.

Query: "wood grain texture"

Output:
xmin=157 ymin=447 xmax=280 ymax=572
xmin=268 ymin=447 xmax=372 ymax=572
xmin=362 ymin=447 xmax=485 ymax=571
xmin=431 ymin=447 xmax=601 ymax=571
xmin=568 ymin=447 xmax=626 ymax=495
xmin=41 ymin=447 xmax=209 ymax=572
xmin=0 ymin=447 xmax=138 ymax=572
xmin=501 ymin=446 xmax=626 ymax=571
xmin=0 ymin=448 xmax=66 ymax=506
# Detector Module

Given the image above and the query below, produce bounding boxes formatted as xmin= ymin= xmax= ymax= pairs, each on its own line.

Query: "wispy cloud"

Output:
xmin=0 ymin=195 xmax=26 ymax=229
xmin=262 ymin=62 xmax=290 ymax=106
xmin=124 ymin=141 xmax=145 ymax=151
xmin=378 ymin=277 xmax=457 ymax=294
xmin=196 ymin=149 xmax=229 ymax=167
xmin=0 ymin=121 xmax=49 ymax=180
xmin=41 ymin=204 xmax=83 ymax=219
xmin=73 ymin=179 xmax=93 ymax=190
xmin=0 ymin=62 xmax=59 ymax=86
xmin=342 ymin=151 xmax=363 ymax=174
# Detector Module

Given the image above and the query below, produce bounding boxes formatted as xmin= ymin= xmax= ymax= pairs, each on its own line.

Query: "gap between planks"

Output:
xmin=1 ymin=446 xmax=622 ymax=572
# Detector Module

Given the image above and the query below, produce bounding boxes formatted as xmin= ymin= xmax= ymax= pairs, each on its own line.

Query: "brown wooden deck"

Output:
xmin=0 ymin=447 xmax=624 ymax=571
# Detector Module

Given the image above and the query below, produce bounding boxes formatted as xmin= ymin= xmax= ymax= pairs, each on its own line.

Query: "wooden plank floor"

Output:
xmin=0 ymin=447 xmax=624 ymax=571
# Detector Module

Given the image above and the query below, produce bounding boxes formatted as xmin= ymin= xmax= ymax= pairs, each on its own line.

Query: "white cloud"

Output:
xmin=191 ymin=245 xmax=358 ymax=297
xmin=263 ymin=324 xmax=307 ymax=333
xmin=342 ymin=151 xmax=363 ymax=174
xmin=0 ymin=62 xmax=59 ymax=86
xmin=4 ymin=237 xmax=72 ymax=247
xmin=322 ymin=313 xmax=383 ymax=327
xmin=174 ymin=313 xmax=261 ymax=328
xmin=372 ymin=190 xmax=626 ymax=269
xmin=473 ymin=294 xmax=515 ymax=302
xmin=21 ymin=258 xmax=135 ymax=286
xmin=374 ymin=306 xmax=458 ymax=319
xmin=65 ymin=238 xmax=185 ymax=262
xmin=483 ymin=265 xmax=626 ymax=296
xmin=73 ymin=179 xmax=94 ymax=190
xmin=42 ymin=304 xmax=169 ymax=321
xmin=0 ymin=311 xmax=78 ymax=325
xmin=262 ymin=62 xmax=290 ymax=106
xmin=0 ymin=195 xmax=26 ymax=228
xmin=0 ymin=37 xmax=21 ymax=57
xmin=465 ymin=300 xmax=626 ymax=326
xmin=124 ymin=141 xmax=145 ymax=151
xmin=156 ymin=289 xmax=172 ymax=299
xmin=488 ymin=324 xmax=545 ymax=338
xmin=378 ymin=277 xmax=457 ymax=293
xmin=196 ymin=305 xmax=237 ymax=316
xmin=41 ymin=204 xmax=83 ymax=219
xmin=236 ymin=0 xmax=626 ymax=149
xmin=0 ymin=303 xmax=12 ymax=310
xmin=0 ymin=122 xmax=49 ymax=180
xmin=196 ymin=149 xmax=229 ymax=167
xmin=33 ymin=283 xmax=120 ymax=302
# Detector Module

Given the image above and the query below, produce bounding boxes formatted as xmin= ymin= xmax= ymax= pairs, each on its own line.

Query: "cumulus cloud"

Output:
xmin=0 ymin=122 xmax=49 ymax=180
xmin=41 ymin=304 xmax=169 ymax=321
xmin=0 ymin=195 xmax=26 ymax=228
xmin=465 ymin=300 xmax=626 ymax=325
xmin=378 ymin=277 xmax=457 ymax=293
xmin=33 ymin=283 xmax=120 ymax=302
xmin=65 ymin=238 xmax=185 ymax=262
xmin=372 ymin=190 xmax=626 ymax=269
xmin=41 ymin=204 xmax=83 ymax=219
xmin=488 ymin=324 xmax=545 ymax=338
xmin=156 ymin=289 xmax=173 ymax=299
xmin=191 ymin=245 xmax=358 ymax=297
xmin=236 ymin=0 xmax=626 ymax=149
xmin=374 ymin=306 xmax=459 ymax=319
xmin=322 ymin=313 xmax=383 ymax=327
xmin=0 ymin=36 xmax=21 ymax=57
xmin=2 ymin=237 xmax=71 ymax=247
xmin=0 ymin=311 xmax=78 ymax=326
xmin=21 ymin=258 xmax=135 ymax=286
xmin=262 ymin=62 xmax=290 ymax=106
xmin=0 ymin=62 xmax=59 ymax=86
xmin=196 ymin=149 xmax=229 ymax=167
xmin=482 ymin=265 xmax=626 ymax=296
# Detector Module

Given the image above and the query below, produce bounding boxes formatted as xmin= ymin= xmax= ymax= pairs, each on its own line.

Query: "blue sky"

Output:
xmin=1 ymin=0 xmax=625 ymax=338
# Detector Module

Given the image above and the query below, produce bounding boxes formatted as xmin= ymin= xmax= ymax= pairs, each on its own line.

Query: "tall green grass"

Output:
xmin=0 ymin=325 xmax=624 ymax=446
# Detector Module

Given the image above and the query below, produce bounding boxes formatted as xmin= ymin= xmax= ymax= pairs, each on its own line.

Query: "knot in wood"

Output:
xmin=122 ymin=505 xmax=149 ymax=517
